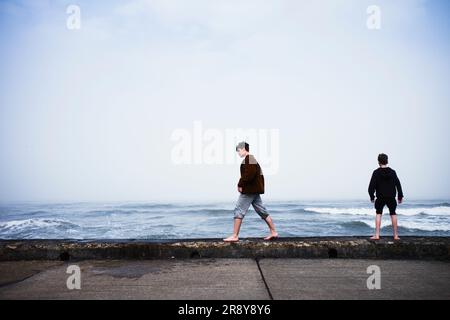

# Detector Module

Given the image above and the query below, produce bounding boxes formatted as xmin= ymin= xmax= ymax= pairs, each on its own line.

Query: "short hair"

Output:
xmin=236 ymin=141 xmax=249 ymax=152
xmin=378 ymin=153 xmax=388 ymax=165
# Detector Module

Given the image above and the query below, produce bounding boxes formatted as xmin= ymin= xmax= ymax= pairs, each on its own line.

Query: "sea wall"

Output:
xmin=0 ymin=237 xmax=449 ymax=261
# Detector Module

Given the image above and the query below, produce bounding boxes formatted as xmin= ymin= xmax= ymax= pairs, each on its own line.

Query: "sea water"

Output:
xmin=0 ymin=200 xmax=449 ymax=239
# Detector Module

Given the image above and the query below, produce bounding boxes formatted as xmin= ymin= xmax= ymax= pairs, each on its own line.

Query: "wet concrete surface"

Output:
xmin=0 ymin=259 xmax=269 ymax=300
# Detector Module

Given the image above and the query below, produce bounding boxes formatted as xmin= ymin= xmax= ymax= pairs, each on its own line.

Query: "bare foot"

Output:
xmin=264 ymin=232 xmax=279 ymax=241
xmin=393 ymin=236 xmax=400 ymax=241
xmin=223 ymin=235 xmax=239 ymax=242
xmin=370 ymin=236 xmax=380 ymax=240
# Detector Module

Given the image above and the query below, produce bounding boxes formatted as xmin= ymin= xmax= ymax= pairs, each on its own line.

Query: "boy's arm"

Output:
xmin=368 ymin=172 xmax=376 ymax=201
xmin=238 ymin=164 xmax=257 ymax=188
xmin=395 ymin=172 xmax=404 ymax=201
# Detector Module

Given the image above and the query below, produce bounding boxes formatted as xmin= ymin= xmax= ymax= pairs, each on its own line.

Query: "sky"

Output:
xmin=0 ymin=0 xmax=449 ymax=202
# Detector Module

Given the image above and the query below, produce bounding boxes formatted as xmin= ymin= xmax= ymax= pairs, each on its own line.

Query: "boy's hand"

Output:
xmin=398 ymin=198 xmax=403 ymax=204
xmin=238 ymin=186 xmax=243 ymax=193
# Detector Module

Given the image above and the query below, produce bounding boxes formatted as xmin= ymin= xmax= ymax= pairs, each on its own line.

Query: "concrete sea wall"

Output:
xmin=0 ymin=237 xmax=449 ymax=261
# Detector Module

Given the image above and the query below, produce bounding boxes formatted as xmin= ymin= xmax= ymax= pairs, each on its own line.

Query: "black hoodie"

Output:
xmin=368 ymin=167 xmax=404 ymax=201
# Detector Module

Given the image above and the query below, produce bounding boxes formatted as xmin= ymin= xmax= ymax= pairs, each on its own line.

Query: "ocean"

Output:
xmin=0 ymin=200 xmax=449 ymax=239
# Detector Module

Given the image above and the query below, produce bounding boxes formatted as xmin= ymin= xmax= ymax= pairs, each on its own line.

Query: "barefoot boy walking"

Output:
xmin=368 ymin=153 xmax=404 ymax=240
xmin=223 ymin=142 xmax=278 ymax=242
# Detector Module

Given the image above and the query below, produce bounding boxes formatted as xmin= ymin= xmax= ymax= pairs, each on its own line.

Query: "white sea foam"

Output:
xmin=397 ymin=220 xmax=450 ymax=232
xmin=305 ymin=206 xmax=450 ymax=216
xmin=344 ymin=218 xmax=450 ymax=232
xmin=0 ymin=218 xmax=74 ymax=231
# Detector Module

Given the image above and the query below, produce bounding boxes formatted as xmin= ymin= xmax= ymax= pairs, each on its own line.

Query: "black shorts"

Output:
xmin=374 ymin=197 xmax=397 ymax=215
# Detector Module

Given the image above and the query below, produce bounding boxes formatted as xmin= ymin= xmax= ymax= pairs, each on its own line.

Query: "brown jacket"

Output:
xmin=238 ymin=154 xmax=265 ymax=194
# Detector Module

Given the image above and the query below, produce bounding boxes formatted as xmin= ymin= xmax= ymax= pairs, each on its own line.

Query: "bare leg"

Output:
xmin=390 ymin=215 xmax=400 ymax=240
xmin=263 ymin=216 xmax=279 ymax=240
xmin=223 ymin=218 xmax=242 ymax=242
xmin=370 ymin=214 xmax=382 ymax=240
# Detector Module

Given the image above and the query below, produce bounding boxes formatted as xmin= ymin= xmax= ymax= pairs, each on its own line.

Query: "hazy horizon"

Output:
xmin=1 ymin=0 xmax=449 ymax=202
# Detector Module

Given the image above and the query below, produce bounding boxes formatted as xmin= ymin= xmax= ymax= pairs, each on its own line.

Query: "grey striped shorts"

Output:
xmin=233 ymin=194 xmax=269 ymax=220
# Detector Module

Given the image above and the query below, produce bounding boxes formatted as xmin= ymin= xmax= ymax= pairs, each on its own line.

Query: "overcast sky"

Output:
xmin=0 ymin=0 xmax=449 ymax=202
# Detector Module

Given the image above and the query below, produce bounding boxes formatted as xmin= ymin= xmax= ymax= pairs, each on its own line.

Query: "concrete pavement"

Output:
xmin=260 ymin=259 xmax=450 ymax=299
xmin=1 ymin=259 xmax=449 ymax=300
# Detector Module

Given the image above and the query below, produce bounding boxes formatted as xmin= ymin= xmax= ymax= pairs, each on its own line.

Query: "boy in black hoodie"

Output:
xmin=368 ymin=153 xmax=404 ymax=240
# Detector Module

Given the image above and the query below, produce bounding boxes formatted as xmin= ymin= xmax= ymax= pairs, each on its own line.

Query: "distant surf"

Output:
xmin=0 ymin=200 xmax=449 ymax=239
